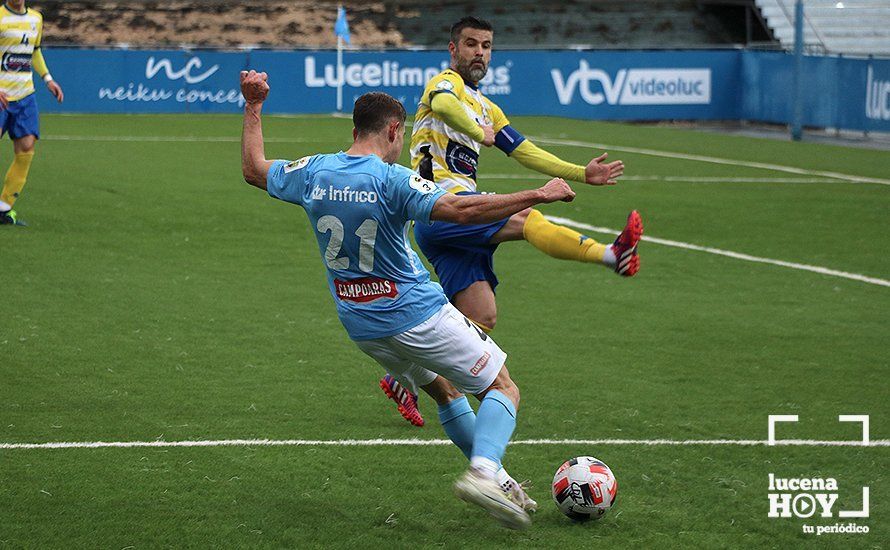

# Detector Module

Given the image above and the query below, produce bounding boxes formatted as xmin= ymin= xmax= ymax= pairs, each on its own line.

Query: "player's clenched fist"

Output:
xmin=538 ymin=177 xmax=575 ymax=203
xmin=240 ymin=70 xmax=269 ymax=105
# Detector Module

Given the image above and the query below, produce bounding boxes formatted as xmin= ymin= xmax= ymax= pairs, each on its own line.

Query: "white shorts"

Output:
xmin=355 ymin=302 xmax=507 ymax=395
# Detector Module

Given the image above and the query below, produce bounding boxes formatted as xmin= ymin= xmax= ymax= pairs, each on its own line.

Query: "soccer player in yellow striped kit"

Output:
xmin=379 ymin=17 xmax=643 ymax=426
xmin=0 ymin=0 xmax=64 ymax=226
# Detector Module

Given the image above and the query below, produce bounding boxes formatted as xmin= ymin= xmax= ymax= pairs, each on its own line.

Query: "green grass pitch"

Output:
xmin=1 ymin=114 xmax=888 ymax=548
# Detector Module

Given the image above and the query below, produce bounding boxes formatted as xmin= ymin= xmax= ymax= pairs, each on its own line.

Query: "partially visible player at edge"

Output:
xmin=380 ymin=16 xmax=642 ymax=425
xmin=0 ymin=0 xmax=64 ymax=226
xmin=239 ymin=70 xmax=578 ymax=528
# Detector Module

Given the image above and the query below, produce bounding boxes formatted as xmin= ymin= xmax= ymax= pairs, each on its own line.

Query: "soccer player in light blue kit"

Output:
xmin=240 ymin=70 xmax=576 ymax=529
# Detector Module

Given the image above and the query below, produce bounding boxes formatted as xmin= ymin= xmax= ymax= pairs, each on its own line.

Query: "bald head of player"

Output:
xmin=350 ymin=92 xmax=407 ymax=164
xmin=448 ymin=16 xmax=493 ymax=86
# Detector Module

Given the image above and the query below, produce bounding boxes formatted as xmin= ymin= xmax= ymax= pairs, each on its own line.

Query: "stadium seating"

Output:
xmin=390 ymin=0 xmax=740 ymax=48
xmin=755 ymin=0 xmax=890 ymax=55
xmin=37 ymin=0 xmax=765 ymax=49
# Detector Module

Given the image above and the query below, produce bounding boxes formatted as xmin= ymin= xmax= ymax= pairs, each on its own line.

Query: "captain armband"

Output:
xmin=494 ymin=125 xmax=526 ymax=155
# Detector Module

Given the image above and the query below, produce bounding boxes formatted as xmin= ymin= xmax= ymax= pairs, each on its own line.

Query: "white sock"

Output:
xmin=496 ymin=467 xmax=514 ymax=492
xmin=602 ymin=244 xmax=617 ymax=267
xmin=0 ymin=200 xmax=10 ymax=213
xmin=470 ymin=456 xmax=499 ymax=480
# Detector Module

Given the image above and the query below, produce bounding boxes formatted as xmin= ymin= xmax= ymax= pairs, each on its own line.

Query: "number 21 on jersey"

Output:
xmin=316 ymin=215 xmax=378 ymax=272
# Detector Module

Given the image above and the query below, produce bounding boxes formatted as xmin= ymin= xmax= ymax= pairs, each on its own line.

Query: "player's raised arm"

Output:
xmin=240 ymin=70 xmax=274 ymax=190
xmin=508 ymin=136 xmax=624 ymax=186
xmin=481 ymin=97 xmax=623 ymax=185
xmin=430 ymin=177 xmax=575 ymax=225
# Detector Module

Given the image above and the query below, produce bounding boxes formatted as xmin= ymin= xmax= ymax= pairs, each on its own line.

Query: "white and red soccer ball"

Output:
xmin=552 ymin=456 xmax=618 ymax=521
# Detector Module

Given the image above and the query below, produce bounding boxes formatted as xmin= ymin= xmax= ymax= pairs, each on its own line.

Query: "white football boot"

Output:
xmin=454 ymin=469 xmax=531 ymax=530
xmin=502 ymin=476 xmax=538 ymax=513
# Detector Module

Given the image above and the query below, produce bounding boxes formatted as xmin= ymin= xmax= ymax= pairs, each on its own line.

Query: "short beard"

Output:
xmin=468 ymin=65 xmax=487 ymax=82
xmin=456 ymin=57 xmax=488 ymax=84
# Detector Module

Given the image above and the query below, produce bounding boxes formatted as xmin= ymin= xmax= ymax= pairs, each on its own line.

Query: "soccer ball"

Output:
xmin=551 ymin=456 xmax=618 ymax=521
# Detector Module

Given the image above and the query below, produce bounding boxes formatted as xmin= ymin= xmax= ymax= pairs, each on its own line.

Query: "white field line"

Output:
xmin=485 ymin=174 xmax=840 ymax=184
xmin=50 ymin=113 xmax=342 ymax=119
xmin=1 ymin=438 xmax=888 ymax=451
xmin=530 ymin=136 xmax=890 ymax=186
xmin=41 ymin=133 xmax=889 ymax=286
xmin=41 ymin=132 xmax=890 ymax=286
xmin=46 ymin=135 xmax=318 ymax=143
xmin=44 ymin=134 xmax=889 ymax=186
xmin=547 ymin=215 xmax=890 ymax=288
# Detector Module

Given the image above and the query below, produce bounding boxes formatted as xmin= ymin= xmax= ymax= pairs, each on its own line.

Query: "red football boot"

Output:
xmin=611 ymin=210 xmax=643 ymax=276
xmin=379 ymin=374 xmax=424 ymax=427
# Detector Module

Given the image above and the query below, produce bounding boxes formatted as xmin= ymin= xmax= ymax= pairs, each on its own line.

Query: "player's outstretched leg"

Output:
xmin=379 ymin=373 xmax=424 ymax=427
xmin=453 ymin=366 xmax=530 ymax=530
xmin=610 ymin=210 xmax=643 ymax=276
xmin=425 ymin=377 xmax=537 ymax=513
xmin=517 ymin=208 xmax=643 ymax=276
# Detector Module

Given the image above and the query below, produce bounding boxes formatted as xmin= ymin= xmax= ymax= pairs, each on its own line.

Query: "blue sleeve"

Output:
xmin=494 ymin=125 xmax=526 ymax=155
xmin=388 ymin=167 xmax=446 ymax=224
xmin=266 ymin=156 xmax=313 ymax=205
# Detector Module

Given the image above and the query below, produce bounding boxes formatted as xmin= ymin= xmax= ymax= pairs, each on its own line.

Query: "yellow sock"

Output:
xmin=522 ymin=209 xmax=608 ymax=263
xmin=1 ymin=151 xmax=35 ymax=208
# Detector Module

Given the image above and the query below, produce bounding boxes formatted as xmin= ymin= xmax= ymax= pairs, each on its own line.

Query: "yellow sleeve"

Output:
xmin=421 ymin=70 xmax=465 ymax=106
xmin=430 ymin=93 xmax=485 ymax=142
xmin=32 ymin=13 xmax=49 ymax=78
xmin=510 ymin=140 xmax=586 ymax=182
xmin=32 ymin=49 xmax=49 ymax=79
xmin=484 ymin=98 xmax=510 ymax=132
xmin=422 ymin=70 xmax=485 ymax=142
xmin=35 ymin=12 xmax=43 ymax=47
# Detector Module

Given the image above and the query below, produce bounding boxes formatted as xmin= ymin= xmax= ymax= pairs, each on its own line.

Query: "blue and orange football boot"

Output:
xmin=379 ymin=374 xmax=424 ymax=427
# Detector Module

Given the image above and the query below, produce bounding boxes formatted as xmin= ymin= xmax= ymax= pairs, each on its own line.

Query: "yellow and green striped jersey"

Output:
xmin=0 ymin=3 xmax=48 ymax=101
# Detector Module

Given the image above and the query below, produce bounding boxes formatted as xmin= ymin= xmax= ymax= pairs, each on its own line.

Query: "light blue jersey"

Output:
xmin=267 ymin=152 xmax=448 ymax=340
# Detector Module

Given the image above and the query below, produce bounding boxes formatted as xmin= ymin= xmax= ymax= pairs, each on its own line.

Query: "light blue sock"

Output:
xmin=437 ymin=396 xmax=476 ymax=460
xmin=471 ymin=390 xmax=516 ymax=472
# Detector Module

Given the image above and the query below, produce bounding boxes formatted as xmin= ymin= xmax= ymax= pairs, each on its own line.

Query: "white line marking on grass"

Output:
xmin=43 ymin=134 xmax=889 ymax=187
xmin=513 ymin=439 xmax=890 ymax=447
xmin=50 ymin=113 xmax=340 ymax=120
xmin=484 ymin=174 xmax=841 ymax=184
xmin=530 ymin=136 xmax=890 ymax=186
xmin=546 ymin=215 xmax=890 ymax=288
xmin=40 ymin=134 xmax=888 ymax=285
xmin=1 ymin=438 xmax=887 ymax=450
xmin=46 ymin=135 xmax=318 ymax=143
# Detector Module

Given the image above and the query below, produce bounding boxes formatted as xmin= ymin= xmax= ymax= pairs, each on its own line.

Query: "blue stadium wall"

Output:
xmin=31 ymin=48 xmax=890 ymax=133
